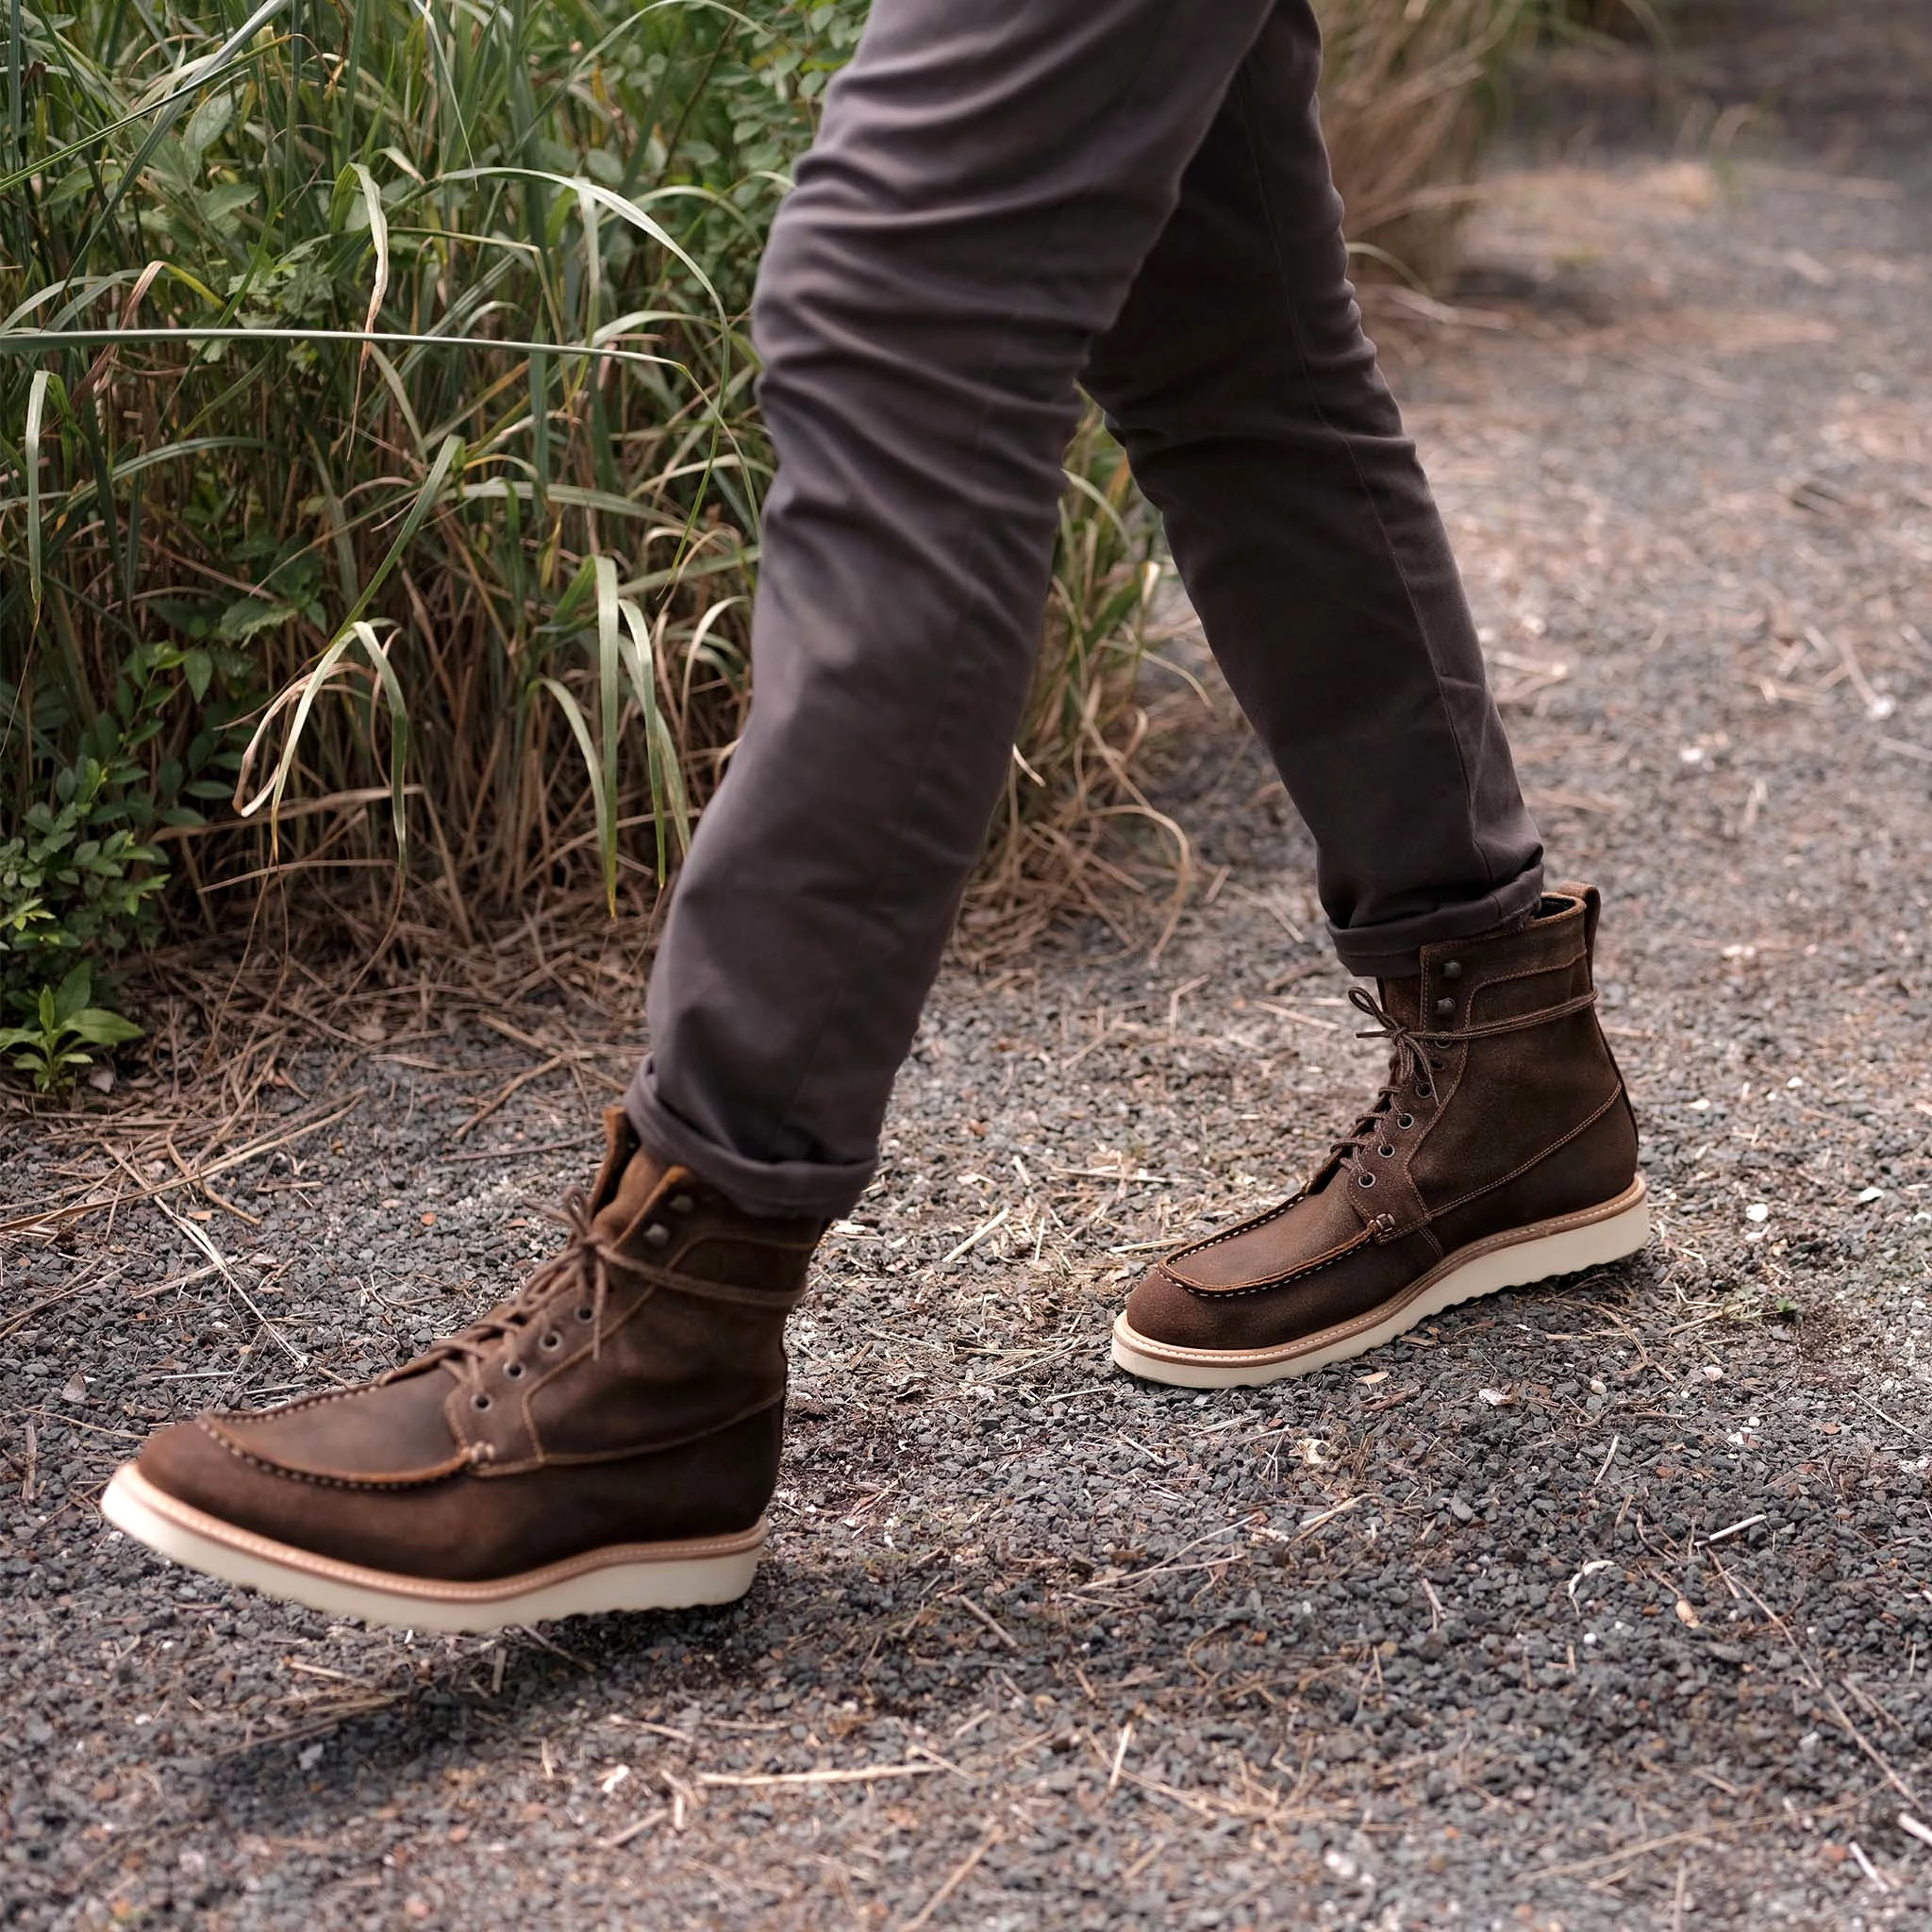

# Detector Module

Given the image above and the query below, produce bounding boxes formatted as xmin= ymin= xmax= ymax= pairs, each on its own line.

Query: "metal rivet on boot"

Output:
xmin=1441 ymin=959 xmax=1463 ymax=979
xmin=669 ymin=1194 xmax=695 ymax=1214
xmin=1434 ymin=996 xmax=1455 ymax=1017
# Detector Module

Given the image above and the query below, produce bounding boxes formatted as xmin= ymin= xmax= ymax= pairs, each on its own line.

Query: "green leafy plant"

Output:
xmin=0 ymin=754 xmax=168 ymax=994
xmin=0 ymin=961 xmax=144 ymax=1091
xmin=1 ymin=634 xmax=240 ymax=1035
xmin=0 ymin=0 xmax=1552 ymax=987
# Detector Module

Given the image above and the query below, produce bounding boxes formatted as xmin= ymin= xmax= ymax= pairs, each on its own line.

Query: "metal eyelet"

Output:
xmin=472 ymin=1393 xmax=491 ymax=1410
xmin=1396 ymin=1114 xmax=1415 ymax=1130
xmin=541 ymin=1331 xmax=562 ymax=1351
xmin=1378 ymin=1145 xmax=1395 ymax=1158
xmin=575 ymin=1306 xmax=594 ymax=1323
xmin=504 ymin=1362 xmax=525 ymax=1380
xmin=1415 ymin=1083 xmax=1433 ymax=1101
xmin=1358 ymin=1173 xmax=1375 ymax=1188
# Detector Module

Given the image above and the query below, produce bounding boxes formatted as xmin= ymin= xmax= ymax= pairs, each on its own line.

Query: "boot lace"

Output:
xmin=1324 ymin=983 xmax=1600 ymax=1192
xmin=405 ymin=1187 xmax=651 ymax=1404
xmin=1323 ymin=987 xmax=1458 ymax=1187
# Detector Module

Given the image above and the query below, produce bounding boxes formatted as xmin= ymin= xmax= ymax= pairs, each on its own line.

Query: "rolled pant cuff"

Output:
xmin=1328 ymin=866 xmax=1546 ymax=981
xmin=625 ymin=1067 xmax=875 ymax=1221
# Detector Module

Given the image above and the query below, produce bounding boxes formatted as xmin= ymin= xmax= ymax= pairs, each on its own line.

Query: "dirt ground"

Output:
xmin=6 ymin=12 xmax=1932 ymax=1930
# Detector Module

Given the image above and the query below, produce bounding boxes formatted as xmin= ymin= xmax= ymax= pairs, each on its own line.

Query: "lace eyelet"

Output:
xmin=1429 ymin=1054 xmax=1444 ymax=1070
xmin=1396 ymin=1114 xmax=1415 ymax=1130
xmin=575 ymin=1306 xmax=594 ymax=1323
xmin=541 ymin=1332 xmax=562 ymax=1351
xmin=472 ymin=1393 xmax=491 ymax=1410
xmin=1378 ymin=1145 xmax=1395 ymax=1158
xmin=1357 ymin=1173 xmax=1375 ymax=1188
xmin=504 ymin=1363 xmax=525 ymax=1380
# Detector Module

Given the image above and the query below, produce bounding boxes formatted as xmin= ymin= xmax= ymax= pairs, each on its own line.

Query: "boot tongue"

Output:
xmin=1377 ymin=974 xmax=1423 ymax=1029
xmin=591 ymin=1145 xmax=668 ymax=1244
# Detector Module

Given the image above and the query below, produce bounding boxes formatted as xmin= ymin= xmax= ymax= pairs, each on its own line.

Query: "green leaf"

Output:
xmin=182 ymin=89 xmax=238 ymax=170
xmin=184 ymin=648 xmax=215 ymax=703
xmin=215 ymin=597 xmax=302 ymax=642
xmin=200 ymin=181 xmax=258 ymax=227
xmin=66 ymin=1008 xmax=146 ymax=1047
xmin=53 ymin=963 xmax=95 ymax=1022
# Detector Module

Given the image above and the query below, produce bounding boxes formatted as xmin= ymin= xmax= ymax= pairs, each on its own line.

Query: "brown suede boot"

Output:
xmin=1112 ymin=883 xmax=1645 ymax=1388
xmin=101 ymin=1111 xmax=823 ymax=1631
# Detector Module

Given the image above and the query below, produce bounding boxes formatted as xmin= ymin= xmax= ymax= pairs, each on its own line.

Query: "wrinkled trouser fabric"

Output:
xmin=627 ymin=0 xmax=1544 ymax=1217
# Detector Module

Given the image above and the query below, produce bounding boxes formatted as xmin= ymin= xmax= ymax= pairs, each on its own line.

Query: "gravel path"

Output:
xmin=7 ymin=25 xmax=1932 ymax=1932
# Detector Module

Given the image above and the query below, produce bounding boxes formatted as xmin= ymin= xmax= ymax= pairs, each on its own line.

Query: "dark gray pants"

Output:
xmin=626 ymin=0 xmax=1543 ymax=1217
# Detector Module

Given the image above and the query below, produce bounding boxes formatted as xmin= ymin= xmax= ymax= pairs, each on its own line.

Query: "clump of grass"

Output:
xmin=0 ymin=0 xmax=853 ymax=938
xmin=1317 ymin=0 xmax=1661 ymax=288
xmin=0 ymin=0 xmax=1562 ymax=1007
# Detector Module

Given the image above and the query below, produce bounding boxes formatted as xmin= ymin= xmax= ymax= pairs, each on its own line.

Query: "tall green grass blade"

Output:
xmin=24 ymin=366 xmax=50 ymax=621
xmin=618 ymin=593 xmax=693 ymax=879
xmin=349 ymin=618 xmax=411 ymax=863
xmin=537 ymin=673 xmax=609 ymax=902
xmin=592 ymin=553 xmax=622 ymax=914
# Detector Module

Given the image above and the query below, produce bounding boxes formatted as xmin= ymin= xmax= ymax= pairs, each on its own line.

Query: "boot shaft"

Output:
xmin=1391 ymin=884 xmax=1634 ymax=1232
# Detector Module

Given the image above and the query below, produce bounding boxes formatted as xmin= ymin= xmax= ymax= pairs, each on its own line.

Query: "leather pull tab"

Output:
xmin=1557 ymin=880 xmax=1604 ymax=961
xmin=1580 ymin=883 xmax=1603 ymax=961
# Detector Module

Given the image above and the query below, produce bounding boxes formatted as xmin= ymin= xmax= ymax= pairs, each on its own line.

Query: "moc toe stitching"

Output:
xmin=1160 ymin=1229 xmax=1374 ymax=1301
xmin=197 ymin=1418 xmax=469 ymax=1491
xmin=1158 ymin=1193 xmax=1307 ymax=1266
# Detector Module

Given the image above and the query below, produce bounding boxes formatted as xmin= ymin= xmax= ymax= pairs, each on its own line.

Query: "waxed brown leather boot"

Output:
xmin=102 ymin=1111 xmax=823 ymax=1631
xmin=1112 ymin=883 xmax=1645 ymax=1388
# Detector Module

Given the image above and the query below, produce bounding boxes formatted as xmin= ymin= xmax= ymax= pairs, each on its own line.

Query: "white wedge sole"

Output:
xmin=1111 ymin=1178 xmax=1649 ymax=1390
xmin=100 ymin=1464 xmax=765 ymax=1633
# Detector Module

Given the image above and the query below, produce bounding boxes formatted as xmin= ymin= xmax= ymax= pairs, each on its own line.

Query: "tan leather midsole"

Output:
xmin=1119 ymin=1177 xmax=1648 ymax=1369
xmin=105 ymin=1463 xmax=766 ymax=1602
